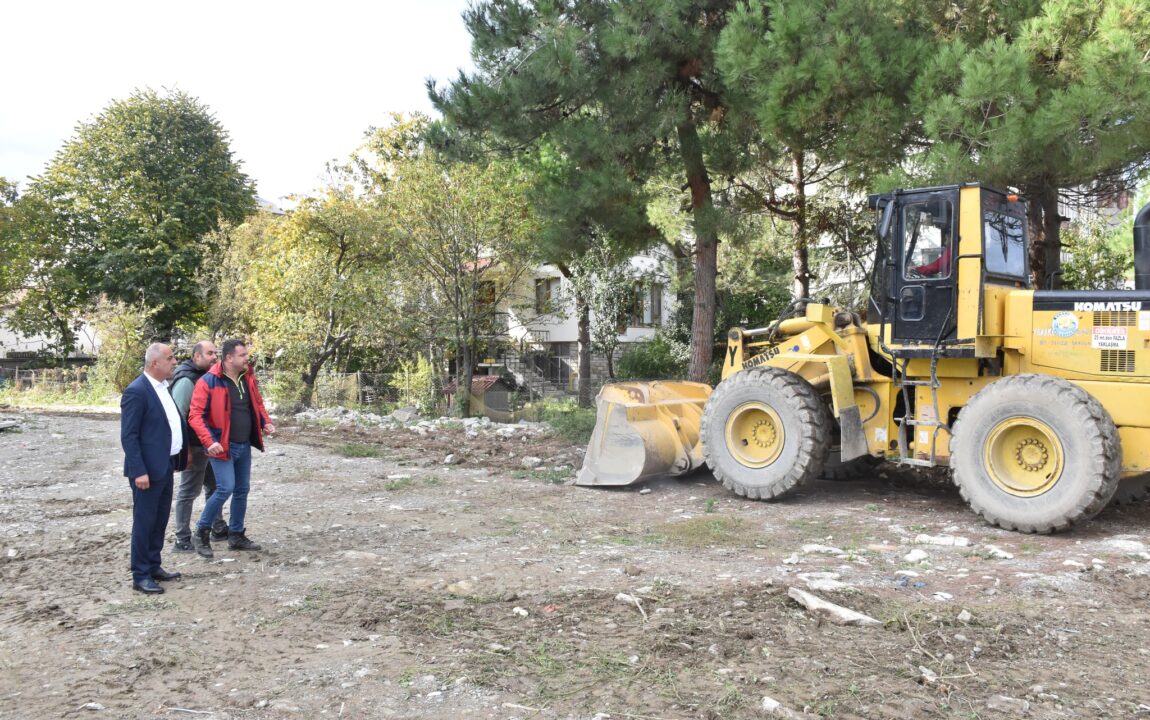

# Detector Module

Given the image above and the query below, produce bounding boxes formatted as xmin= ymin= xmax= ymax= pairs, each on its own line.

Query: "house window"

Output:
xmin=630 ymin=282 xmax=663 ymax=327
xmin=535 ymin=277 xmax=561 ymax=313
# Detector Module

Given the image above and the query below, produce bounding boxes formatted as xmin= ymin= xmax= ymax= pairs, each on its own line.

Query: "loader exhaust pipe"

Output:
xmin=1135 ymin=201 xmax=1150 ymax=290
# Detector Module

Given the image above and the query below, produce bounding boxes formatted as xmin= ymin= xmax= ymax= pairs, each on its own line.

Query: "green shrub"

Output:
xmin=521 ymin=397 xmax=597 ymax=445
xmin=615 ymin=334 xmax=689 ymax=380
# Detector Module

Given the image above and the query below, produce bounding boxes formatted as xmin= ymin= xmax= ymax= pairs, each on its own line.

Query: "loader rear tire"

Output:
xmin=951 ymin=375 xmax=1120 ymax=534
xmin=701 ymin=367 xmax=831 ymax=500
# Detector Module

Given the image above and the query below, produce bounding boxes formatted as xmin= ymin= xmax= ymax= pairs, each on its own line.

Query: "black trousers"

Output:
xmin=129 ymin=457 xmax=176 ymax=584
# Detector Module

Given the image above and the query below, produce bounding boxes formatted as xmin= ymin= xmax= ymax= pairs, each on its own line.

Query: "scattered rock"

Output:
xmin=797 ymin=572 xmax=850 ymax=592
xmin=760 ymin=695 xmax=801 ymax=718
xmin=512 ymin=607 xmax=529 ymax=617
xmin=521 ymin=456 xmax=543 ymax=469
xmin=980 ymin=544 xmax=1014 ymax=560
xmin=341 ymin=551 xmax=380 ymax=562
xmin=79 ymin=703 xmax=105 ymax=711
xmin=639 ymin=488 xmax=652 ymax=495
xmin=615 ymin=592 xmax=648 ymax=622
xmin=957 ymin=609 xmax=973 ymax=624
xmin=987 ymin=695 xmax=1030 ymax=714
xmin=446 ymin=580 xmax=475 ymax=594
xmin=624 ymin=565 xmax=642 ymax=577
xmin=913 ymin=534 xmax=970 ymax=547
xmin=904 ymin=549 xmax=929 ymax=563
xmin=390 ymin=407 xmax=421 ymax=423
xmin=443 ymin=454 xmax=457 ymax=465
xmin=801 ymin=543 xmax=846 ymax=556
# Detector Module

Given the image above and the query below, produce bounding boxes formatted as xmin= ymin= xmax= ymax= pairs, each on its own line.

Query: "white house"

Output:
xmin=491 ymin=250 xmax=678 ymax=393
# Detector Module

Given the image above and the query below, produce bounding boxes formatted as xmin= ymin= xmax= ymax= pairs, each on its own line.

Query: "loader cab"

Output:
xmin=870 ymin=187 xmax=961 ymax=348
xmin=870 ymin=184 xmax=1030 ymax=354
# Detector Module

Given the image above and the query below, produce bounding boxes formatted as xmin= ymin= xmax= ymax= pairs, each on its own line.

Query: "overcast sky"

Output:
xmin=1 ymin=0 xmax=475 ymax=204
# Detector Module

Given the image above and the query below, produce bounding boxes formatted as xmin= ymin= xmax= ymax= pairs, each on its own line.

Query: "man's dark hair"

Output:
xmin=220 ymin=339 xmax=247 ymax=362
xmin=192 ymin=341 xmax=208 ymax=358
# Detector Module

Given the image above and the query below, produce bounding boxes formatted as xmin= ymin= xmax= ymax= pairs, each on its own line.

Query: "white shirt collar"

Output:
xmin=144 ymin=371 xmax=170 ymax=390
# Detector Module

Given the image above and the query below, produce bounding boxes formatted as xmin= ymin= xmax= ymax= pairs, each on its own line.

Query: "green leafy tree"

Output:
xmin=17 ymin=89 xmax=255 ymax=347
xmin=430 ymin=0 xmax=751 ymax=383
xmin=228 ymin=182 xmax=393 ymax=409
xmin=567 ymin=237 xmax=658 ymax=382
xmin=88 ymin=298 xmax=156 ymax=393
xmin=1061 ymin=216 xmax=1134 ymax=290
xmin=384 ymin=151 xmax=538 ymax=417
xmin=915 ymin=0 xmax=1150 ymax=286
xmin=0 ymin=178 xmax=27 ymax=300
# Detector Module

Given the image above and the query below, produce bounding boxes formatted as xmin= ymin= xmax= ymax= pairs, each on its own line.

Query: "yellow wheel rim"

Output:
xmin=983 ymin=417 xmax=1065 ymax=496
xmin=725 ymin=402 xmax=784 ymax=468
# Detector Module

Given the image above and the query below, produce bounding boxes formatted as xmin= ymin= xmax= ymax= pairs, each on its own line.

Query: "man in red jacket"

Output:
xmin=189 ymin=339 xmax=275 ymax=554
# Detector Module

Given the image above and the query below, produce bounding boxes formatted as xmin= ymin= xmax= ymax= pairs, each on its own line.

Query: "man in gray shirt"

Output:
xmin=170 ymin=341 xmax=228 ymax=557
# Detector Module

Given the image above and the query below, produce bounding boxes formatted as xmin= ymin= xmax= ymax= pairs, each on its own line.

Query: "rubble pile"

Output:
xmin=290 ymin=406 xmax=550 ymax=437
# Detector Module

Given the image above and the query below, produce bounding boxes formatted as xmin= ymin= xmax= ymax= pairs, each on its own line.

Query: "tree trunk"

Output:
xmin=677 ymin=122 xmax=718 ymax=384
xmin=458 ymin=343 xmax=473 ymax=418
xmin=1026 ymin=182 xmax=1062 ymax=289
xmin=575 ymin=287 xmax=593 ymax=408
xmin=791 ymin=150 xmax=810 ymax=299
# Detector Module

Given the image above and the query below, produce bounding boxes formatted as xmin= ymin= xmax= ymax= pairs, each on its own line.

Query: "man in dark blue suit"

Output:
xmin=121 ymin=343 xmax=186 ymax=594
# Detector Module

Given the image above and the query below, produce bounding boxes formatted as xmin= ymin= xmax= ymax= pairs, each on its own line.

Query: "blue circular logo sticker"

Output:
xmin=1051 ymin=311 xmax=1079 ymax=337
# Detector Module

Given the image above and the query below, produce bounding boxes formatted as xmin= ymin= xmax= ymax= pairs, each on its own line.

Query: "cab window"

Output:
xmin=983 ymin=209 xmax=1027 ymax=278
xmin=902 ymin=199 xmax=954 ymax=280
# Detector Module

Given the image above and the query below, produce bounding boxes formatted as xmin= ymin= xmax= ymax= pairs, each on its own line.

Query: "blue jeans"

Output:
xmin=198 ymin=441 xmax=252 ymax=534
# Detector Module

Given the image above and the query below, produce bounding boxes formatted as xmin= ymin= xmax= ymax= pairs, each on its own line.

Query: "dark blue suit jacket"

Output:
xmin=121 ymin=373 xmax=186 ymax=480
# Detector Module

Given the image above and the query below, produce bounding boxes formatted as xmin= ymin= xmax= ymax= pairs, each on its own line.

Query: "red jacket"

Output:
xmin=189 ymin=362 xmax=271 ymax=459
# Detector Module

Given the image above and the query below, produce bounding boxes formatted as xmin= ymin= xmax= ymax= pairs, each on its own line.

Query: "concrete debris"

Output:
xmin=787 ymin=587 xmax=880 ymax=626
xmin=0 ymin=414 xmax=24 ymax=432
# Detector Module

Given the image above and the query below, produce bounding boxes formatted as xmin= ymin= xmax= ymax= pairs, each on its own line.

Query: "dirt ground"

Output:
xmin=3 ymin=409 xmax=1150 ymax=720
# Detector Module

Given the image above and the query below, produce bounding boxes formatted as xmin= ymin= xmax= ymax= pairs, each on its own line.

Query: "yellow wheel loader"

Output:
xmin=578 ymin=183 xmax=1150 ymax=533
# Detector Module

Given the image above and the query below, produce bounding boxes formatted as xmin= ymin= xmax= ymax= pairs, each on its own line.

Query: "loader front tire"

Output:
xmin=701 ymin=367 xmax=831 ymax=500
xmin=822 ymin=449 xmax=882 ymax=481
xmin=951 ymin=375 xmax=1120 ymax=533
xmin=1110 ymin=474 xmax=1150 ymax=506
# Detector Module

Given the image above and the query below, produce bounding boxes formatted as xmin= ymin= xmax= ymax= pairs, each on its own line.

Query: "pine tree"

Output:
xmin=430 ymin=0 xmax=749 ymax=382
xmin=917 ymin=0 xmax=1150 ymax=286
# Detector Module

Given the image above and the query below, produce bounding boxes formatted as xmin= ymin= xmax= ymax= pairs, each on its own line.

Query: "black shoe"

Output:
xmin=152 ymin=568 xmax=182 ymax=582
xmin=132 ymin=578 xmax=164 ymax=594
xmin=211 ymin=524 xmax=230 ymax=541
xmin=228 ymin=531 xmax=262 ymax=551
xmin=194 ymin=527 xmax=214 ymax=559
xmin=172 ymin=538 xmax=193 ymax=553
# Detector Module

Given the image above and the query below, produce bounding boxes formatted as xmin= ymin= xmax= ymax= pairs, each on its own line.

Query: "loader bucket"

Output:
xmin=576 ymin=381 xmax=713 ymax=487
